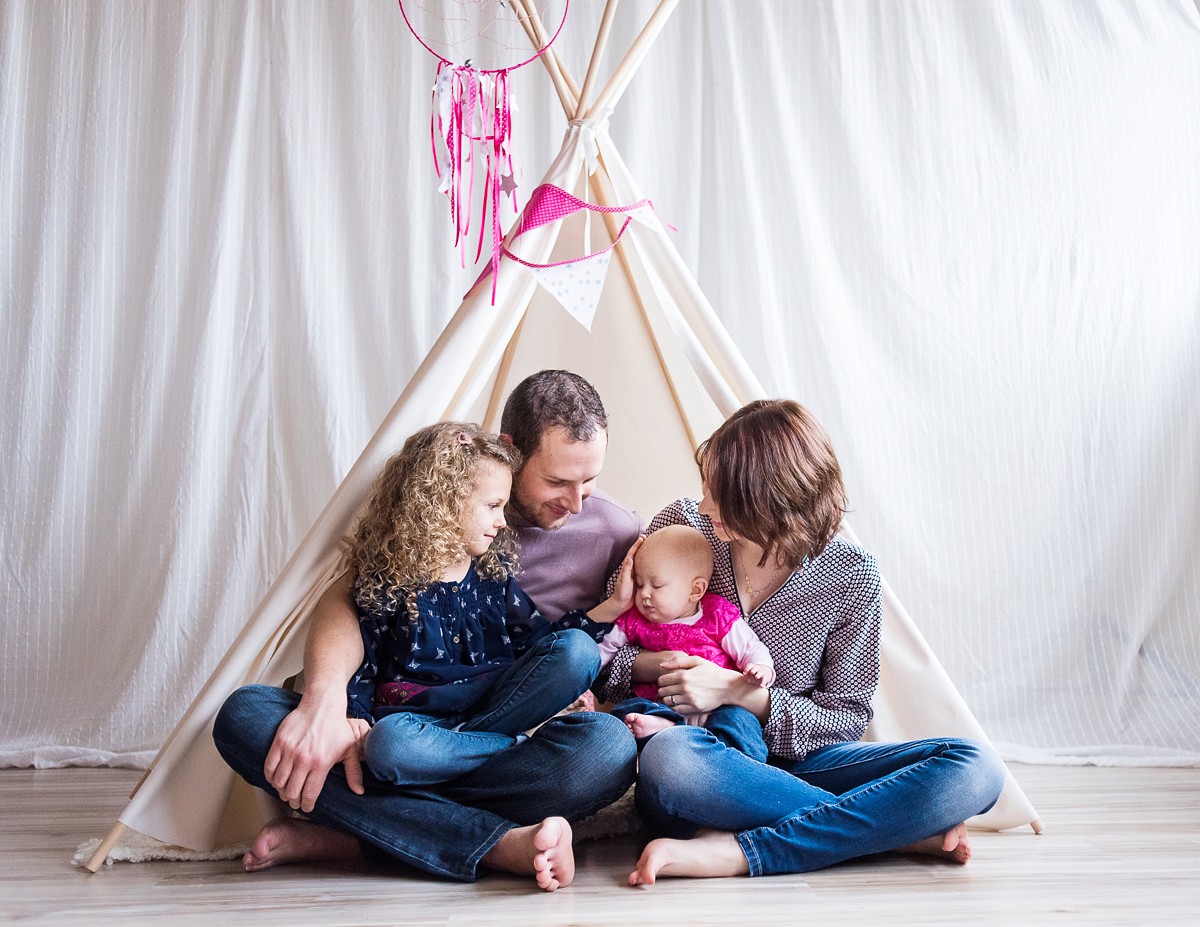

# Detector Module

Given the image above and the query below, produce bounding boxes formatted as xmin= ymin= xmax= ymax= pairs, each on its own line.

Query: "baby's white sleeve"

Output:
xmin=597 ymin=623 xmax=630 ymax=668
xmin=721 ymin=619 xmax=774 ymax=671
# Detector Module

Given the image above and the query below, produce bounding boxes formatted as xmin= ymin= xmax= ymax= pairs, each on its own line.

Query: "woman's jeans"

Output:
xmin=212 ymin=629 xmax=637 ymax=882
xmin=364 ymin=628 xmax=600 ymax=786
xmin=635 ymin=725 xmax=1006 ymax=876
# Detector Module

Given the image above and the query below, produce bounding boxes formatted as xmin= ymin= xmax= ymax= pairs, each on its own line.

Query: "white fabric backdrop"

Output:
xmin=2 ymin=0 xmax=1198 ymax=768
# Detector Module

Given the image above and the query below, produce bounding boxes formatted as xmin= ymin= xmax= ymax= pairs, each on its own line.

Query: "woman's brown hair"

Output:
xmin=696 ymin=399 xmax=847 ymax=567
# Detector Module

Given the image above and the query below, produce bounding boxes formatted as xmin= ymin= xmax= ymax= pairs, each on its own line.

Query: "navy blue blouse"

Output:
xmin=346 ymin=565 xmax=555 ymax=721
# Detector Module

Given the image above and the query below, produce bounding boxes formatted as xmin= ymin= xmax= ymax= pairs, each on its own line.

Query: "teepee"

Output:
xmin=83 ymin=0 xmax=1039 ymax=872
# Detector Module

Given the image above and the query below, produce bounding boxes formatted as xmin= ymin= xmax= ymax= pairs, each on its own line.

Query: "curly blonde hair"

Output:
xmin=347 ymin=422 xmax=522 ymax=617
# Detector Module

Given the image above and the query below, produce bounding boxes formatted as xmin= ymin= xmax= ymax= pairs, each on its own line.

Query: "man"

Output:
xmin=212 ymin=370 xmax=642 ymax=892
xmin=498 ymin=369 xmax=643 ymax=622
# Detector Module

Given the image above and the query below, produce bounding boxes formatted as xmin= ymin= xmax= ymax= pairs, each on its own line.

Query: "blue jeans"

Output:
xmin=212 ymin=635 xmax=636 ymax=882
xmin=365 ymin=629 xmax=599 ymax=785
xmin=610 ymin=697 xmax=769 ymax=762
xmin=635 ymin=728 xmax=1005 ymax=876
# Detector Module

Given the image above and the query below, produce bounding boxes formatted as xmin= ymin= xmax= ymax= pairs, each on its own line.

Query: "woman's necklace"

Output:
xmin=742 ymin=574 xmax=766 ymax=598
xmin=734 ymin=544 xmax=789 ymax=601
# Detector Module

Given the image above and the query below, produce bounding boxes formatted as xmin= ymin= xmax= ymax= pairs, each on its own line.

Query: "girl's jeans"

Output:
xmin=364 ymin=628 xmax=599 ymax=785
xmin=635 ymin=724 xmax=1006 ymax=875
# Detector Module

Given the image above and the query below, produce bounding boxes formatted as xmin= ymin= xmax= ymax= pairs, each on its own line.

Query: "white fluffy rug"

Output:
xmin=73 ymin=832 xmax=250 ymax=866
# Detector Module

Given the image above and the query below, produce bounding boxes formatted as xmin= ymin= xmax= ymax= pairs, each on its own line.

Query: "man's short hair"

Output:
xmin=500 ymin=370 xmax=608 ymax=458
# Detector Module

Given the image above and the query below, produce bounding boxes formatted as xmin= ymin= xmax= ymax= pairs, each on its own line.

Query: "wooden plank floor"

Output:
xmin=3 ymin=764 xmax=1198 ymax=925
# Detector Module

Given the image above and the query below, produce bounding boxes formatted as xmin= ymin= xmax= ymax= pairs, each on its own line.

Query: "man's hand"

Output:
xmin=587 ymin=536 xmax=645 ymax=624
xmin=609 ymin=536 xmax=643 ymax=610
xmin=264 ymin=699 xmax=366 ymax=814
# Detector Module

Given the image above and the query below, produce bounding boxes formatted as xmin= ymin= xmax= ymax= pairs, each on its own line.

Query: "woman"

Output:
xmin=595 ymin=399 xmax=1005 ymax=883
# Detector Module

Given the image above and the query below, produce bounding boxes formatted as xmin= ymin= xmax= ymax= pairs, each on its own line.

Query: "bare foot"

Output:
xmin=628 ymin=829 xmax=749 ymax=886
xmin=896 ymin=822 xmax=973 ymax=864
xmin=625 ymin=712 xmax=676 ymax=739
xmin=482 ymin=817 xmax=575 ymax=892
xmin=243 ymin=817 xmax=361 ymax=872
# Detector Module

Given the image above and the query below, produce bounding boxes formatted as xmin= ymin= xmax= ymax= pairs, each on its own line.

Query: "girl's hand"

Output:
xmin=267 ymin=697 xmax=366 ymax=812
xmin=631 ymin=649 xmax=689 ymax=684
xmin=562 ymin=689 xmax=597 ymax=714
xmin=346 ymin=717 xmax=372 ymax=760
xmin=656 ymin=655 xmax=766 ymax=717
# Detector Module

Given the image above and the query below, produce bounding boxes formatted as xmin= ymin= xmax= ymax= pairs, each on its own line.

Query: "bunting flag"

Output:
xmin=525 ymin=250 xmax=613 ymax=331
xmin=500 ymin=182 xmax=672 ymax=325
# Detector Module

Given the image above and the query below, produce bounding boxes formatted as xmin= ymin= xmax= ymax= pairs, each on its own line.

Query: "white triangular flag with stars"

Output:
xmin=526 ymin=250 xmax=613 ymax=331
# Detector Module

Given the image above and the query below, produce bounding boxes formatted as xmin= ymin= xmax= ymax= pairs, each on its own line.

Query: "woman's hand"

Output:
xmin=656 ymin=655 xmax=771 ymax=721
xmin=585 ymin=535 xmax=644 ymax=624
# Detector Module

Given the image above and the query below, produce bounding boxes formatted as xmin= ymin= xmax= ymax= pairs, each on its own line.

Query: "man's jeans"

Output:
xmin=212 ymin=630 xmax=636 ymax=882
xmin=635 ymin=726 xmax=1005 ymax=876
xmin=364 ymin=628 xmax=600 ymax=785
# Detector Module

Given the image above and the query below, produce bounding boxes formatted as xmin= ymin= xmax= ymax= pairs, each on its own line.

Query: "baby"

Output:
xmin=598 ymin=524 xmax=775 ymax=744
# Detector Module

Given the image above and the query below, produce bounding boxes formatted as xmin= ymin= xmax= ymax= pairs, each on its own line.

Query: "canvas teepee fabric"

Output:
xmin=83 ymin=0 xmax=1039 ymax=871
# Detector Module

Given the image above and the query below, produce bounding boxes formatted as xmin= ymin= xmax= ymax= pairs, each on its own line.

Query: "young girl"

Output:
xmin=598 ymin=524 xmax=775 ymax=759
xmin=343 ymin=421 xmax=601 ymax=788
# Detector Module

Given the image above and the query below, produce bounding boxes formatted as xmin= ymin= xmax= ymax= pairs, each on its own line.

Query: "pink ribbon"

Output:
xmin=430 ymin=63 xmax=521 ymax=301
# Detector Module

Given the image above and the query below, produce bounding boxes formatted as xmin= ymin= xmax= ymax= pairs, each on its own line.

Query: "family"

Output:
xmin=213 ymin=369 xmax=1005 ymax=891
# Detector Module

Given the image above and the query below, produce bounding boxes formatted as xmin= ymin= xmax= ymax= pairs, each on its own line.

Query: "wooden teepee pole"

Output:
xmin=586 ymin=0 xmax=679 ymax=121
xmin=516 ymin=0 xmax=699 ymax=450
xmin=586 ymin=165 xmax=700 ymax=451
xmin=573 ymin=0 xmax=621 ymax=120
xmin=82 ymin=821 xmax=127 ymax=873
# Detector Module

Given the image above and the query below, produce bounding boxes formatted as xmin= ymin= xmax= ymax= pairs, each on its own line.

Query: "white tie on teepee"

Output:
xmin=83 ymin=0 xmax=1040 ymax=872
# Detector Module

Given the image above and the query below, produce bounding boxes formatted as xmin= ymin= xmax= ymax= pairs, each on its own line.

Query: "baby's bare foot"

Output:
xmin=896 ymin=822 xmax=973 ymax=864
xmin=242 ymin=817 xmax=361 ymax=872
xmin=628 ymin=829 xmax=749 ymax=886
xmin=625 ymin=712 xmax=676 ymax=739
xmin=482 ymin=817 xmax=575 ymax=892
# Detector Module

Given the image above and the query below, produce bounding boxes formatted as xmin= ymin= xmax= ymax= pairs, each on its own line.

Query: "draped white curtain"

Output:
xmin=2 ymin=0 xmax=1198 ymax=768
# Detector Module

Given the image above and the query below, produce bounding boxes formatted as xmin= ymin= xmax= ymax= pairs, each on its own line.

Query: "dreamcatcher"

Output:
xmin=397 ymin=0 xmax=570 ymax=300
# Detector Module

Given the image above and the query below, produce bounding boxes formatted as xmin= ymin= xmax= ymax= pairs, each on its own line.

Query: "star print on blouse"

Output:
xmin=344 ymin=564 xmax=557 ymax=721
